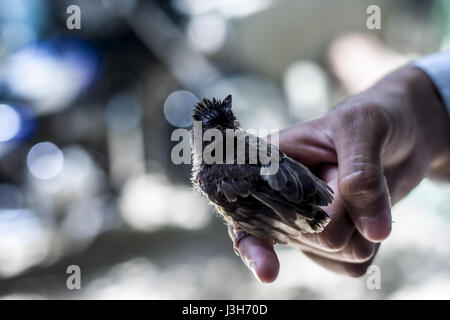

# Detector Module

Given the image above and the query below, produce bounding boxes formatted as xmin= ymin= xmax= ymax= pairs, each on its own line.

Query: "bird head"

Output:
xmin=193 ymin=95 xmax=239 ymax=131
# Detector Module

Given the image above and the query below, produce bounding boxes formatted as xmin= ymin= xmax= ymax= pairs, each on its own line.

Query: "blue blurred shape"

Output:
xmin=0 ymin=103 xmax=20 ymax=142
xmin=0 ymin=0 xmax=48 ymax=52
xmin=1 ymin=38 xmax=101 ymax=114
xmin=0 ymin=103 xmax=35 ymax=143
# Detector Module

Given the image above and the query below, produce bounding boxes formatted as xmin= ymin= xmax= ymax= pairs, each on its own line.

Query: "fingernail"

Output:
xmin=359 ymin=212 xmax=391 ymax=242
xmin=249 ymin=262 xmax=262 ymax=283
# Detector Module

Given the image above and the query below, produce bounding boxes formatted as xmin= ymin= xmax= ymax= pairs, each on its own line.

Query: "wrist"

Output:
xmin=371 ymin=65 xmax=449 ymax=170
xmin=404 ymin=66 xmax=450 ymax=171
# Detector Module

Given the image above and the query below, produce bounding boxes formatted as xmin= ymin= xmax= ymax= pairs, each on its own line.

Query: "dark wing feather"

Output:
xmin=261 ymin=153 xmax=333 ymax=206
xmin=258 ymin=150 xmax=333 ymax=233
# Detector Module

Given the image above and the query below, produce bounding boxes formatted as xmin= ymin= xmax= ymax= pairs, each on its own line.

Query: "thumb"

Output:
xmin=333 ymin=106 xmax=392 ymax=242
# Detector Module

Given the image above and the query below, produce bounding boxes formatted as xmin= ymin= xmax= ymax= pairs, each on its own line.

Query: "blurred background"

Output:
xmin=0 ymin=0 xmax=449 ymax=299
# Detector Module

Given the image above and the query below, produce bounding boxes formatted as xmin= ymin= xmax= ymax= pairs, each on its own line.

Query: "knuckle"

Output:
xmin=345 ymin=263 xmax=371 ymax=278
xmin=350 ymin=240 xmax=375 ymax=263
xmin=319 ymin=231 xmax=349 ymax=252
xmin=301 ymin=229 xmax=350 ymax=252
xmin=339 ymin=167 xmax=383 ymax=203
xmin=338 ymin=102 xmax=391 ymax=136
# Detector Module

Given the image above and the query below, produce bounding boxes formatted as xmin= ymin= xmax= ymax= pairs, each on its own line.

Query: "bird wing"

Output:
xmin=252 ymin=151 xmax=333 ymax=237
xmin=260 ymin=152 xmax=334 ymax=207
xmin=195 ymin=134 xmax=333 ymax=244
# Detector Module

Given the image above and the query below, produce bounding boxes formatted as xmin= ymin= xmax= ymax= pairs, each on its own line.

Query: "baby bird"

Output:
xmin=191 ymin=95 xmax=333 ymax=250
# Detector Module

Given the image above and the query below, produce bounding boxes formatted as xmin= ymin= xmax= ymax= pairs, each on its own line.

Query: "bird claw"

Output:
xmin=233 ymin=227 xmax=250 ymax=256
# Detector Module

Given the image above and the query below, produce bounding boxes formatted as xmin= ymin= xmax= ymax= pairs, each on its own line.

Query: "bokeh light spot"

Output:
xmin=0 ymin=104 xmax=21 ymax=142
xmin=26 ymin=142 xmax=64 ymax=180
xmin=187 ymin=13 xmax=227 ymax=54
xmin=163 ymin=90 xmax=198 ymax=127
xmin=283 ymin=61 xmax=329 ymax=120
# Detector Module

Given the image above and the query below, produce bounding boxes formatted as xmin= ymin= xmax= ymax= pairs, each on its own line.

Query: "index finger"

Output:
xmin=228 ymin=224 xmax=280 ymax=283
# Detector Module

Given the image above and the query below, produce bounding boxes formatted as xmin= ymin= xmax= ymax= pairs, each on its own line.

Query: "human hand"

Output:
xmin=228 ymin=65 xmax=450 ymax=282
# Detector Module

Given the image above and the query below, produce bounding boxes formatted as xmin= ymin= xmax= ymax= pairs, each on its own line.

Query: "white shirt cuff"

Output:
xmin=413 ymin=51 xmax=450 ymax=118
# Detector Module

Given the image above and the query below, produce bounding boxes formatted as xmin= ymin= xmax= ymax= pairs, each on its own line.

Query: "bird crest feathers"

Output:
xmin=193 ymin=94 xmax=232 ymax=122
